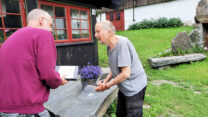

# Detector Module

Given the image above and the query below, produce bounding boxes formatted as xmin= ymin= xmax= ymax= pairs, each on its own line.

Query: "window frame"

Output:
xmin=0 ymin=0 xmax=26 ymax=45
xmin=38 ymin=1 xmax=92 ymax=44
xmin=116 ymin=12 xmax=120 ymax=21
xmin=110 ymin=13 xmax=114 ymax=21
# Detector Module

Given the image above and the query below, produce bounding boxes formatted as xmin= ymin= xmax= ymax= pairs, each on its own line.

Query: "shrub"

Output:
xmin=128 ymin=17 xmax=184 ymax=30
xmin=155 ymin=17 xmax=169 ymax=28
xmin=168 ymin=18 xmax=183 ymax=27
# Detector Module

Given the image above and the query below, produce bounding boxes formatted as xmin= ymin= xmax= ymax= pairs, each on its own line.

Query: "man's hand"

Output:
xmin=60 ymin=74 xmax=68 ymax=85
xmin=94 ymin=80 xmax=109 ymax=92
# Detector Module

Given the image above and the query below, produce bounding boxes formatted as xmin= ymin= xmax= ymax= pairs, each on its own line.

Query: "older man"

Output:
xmin=95 ymin=20 xmax=147 ymax=117
xmin=0 ymin=9 xmax=67 ymax=117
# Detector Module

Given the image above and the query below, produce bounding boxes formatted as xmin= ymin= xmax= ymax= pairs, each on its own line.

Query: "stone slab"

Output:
xmin=149 ymin=53 xmax=206 ymax=68
xmin=44 ymin=73 xmax=118 ymax=117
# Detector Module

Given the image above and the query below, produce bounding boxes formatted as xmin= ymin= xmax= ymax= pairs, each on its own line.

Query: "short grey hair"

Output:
xmin=96 ymin=20 xmax=116 ymax=34
xmin=27 ymin=9 xmax=50 ymax=23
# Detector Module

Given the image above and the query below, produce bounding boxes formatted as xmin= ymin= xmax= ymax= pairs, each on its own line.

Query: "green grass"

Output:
xmin=99 ymin=27 xmax=208 ymax=117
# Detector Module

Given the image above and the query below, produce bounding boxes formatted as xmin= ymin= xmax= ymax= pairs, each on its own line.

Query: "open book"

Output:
xmin=55 ymin=66 xmax=79 ymax=80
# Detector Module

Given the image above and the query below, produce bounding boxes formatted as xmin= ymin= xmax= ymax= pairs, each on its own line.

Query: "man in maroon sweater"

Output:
xmin=0 ymin=9 xmax=67 ymax=117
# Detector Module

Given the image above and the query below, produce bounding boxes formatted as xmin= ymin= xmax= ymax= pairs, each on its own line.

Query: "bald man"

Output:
xmin=95 ymin=20 xmax=147 ymax=117
xmin=0 ymin=9 xmax=67 ymax=117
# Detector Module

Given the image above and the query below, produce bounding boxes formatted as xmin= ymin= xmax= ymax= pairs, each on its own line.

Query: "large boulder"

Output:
xmin=196 ymin=0 xmax=208 ymax=23
xmin=189 ymin=24 xmax=203 ymax=48
xmin=171 ymin=32 xmax=192 ymax=54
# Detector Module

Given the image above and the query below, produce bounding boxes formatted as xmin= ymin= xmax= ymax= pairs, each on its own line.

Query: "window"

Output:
xmin=110 ymin=13 xmax=114 ymax=21
xmin=39 ymin=1 xmax=91 ymax=43
xmin=0 ymin=0 xmax=25 ymax=44
xmin=41 ymin=4 xmax=68 ymax=41
xmin=71 ymin=9 xmax=89 ymax=40
xmin=116 ymin=12 xmax=120 ymax=20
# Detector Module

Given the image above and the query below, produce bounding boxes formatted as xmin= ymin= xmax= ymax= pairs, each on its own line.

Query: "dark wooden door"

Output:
xmin=106 ymin=10 xmax=124 ymax=31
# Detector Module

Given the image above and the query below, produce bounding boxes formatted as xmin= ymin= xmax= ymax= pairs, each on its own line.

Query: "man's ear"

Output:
xmin=39 ymin=17 xmax=44 ymax=25
xmin=107 ymin=30 xmax=113 ymax=36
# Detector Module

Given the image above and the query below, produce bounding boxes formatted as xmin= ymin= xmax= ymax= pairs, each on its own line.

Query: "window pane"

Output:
xmin=71 ymin=9 xmax=79 ymax=19
xmin=56 ymin=30 xmax=67 ymax=40
xmin=52 ymin=18 xmax=56 ymax=29
xmin=56 ymin=18 xmax=66 ymax=29
xmin=55 ymin=7 xmax=65 ymax=17
xmin=1 ymin=0 xmax=20 ymax=14
xmin=5 ymin=29 xmax=16 ymax=38
xmin=0 ymin=18 xmax=2 ymax=27
xmin=82 ymin=30 xmax=89 ymax=38
xmin=0 ymin=30 xmax=5 ymax=43
xmin=52 ymin=30 xmax=56 ymax=40
xmin=4 ymin=15 xmax=22 ymax=28
xmin=41 ymin=4 xmax=54 ymax=16
xmin=81 ymin=20 xmax=89 ymax=29
xmin=71 ymin=20 xmax=80 ymax=29
xmin=110 ymin=13 xmax=114 ymax=21
xmin=116 ymin=13 xmax=120 ymax=20
xmin=72 ymin=30 xmax=81 ymax=39
xmin=80 ymin=10 xmax=88 ymax=19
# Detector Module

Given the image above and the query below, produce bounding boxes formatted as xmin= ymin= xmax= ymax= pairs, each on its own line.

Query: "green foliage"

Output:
xmin=104 ymin=99 xmax=117 ymax=117
xmin=57 ymin=34 xmax=68 ymax=40
xmin=168 ymin=18 xmax=183 ymax=27
xmin=128 ymin=17 xmax=183 ymax=30
xmin=0 ymin=30 xmax=5 ymax=43
xmin=101 ymin=26 xmax=208 ymax=117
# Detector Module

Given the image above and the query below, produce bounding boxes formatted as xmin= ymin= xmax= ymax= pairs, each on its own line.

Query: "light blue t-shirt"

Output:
xmin=107 ymin=36 xmax=147 ymax=96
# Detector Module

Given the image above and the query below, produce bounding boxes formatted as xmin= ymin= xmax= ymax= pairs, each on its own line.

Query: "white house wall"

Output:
xmin=97 ymin=13 xmax=106 ymax=22
xmin=124 ymin=0 xmax=200 ymax=30
xmin=97 ymin=0 xmax=201 ymax=30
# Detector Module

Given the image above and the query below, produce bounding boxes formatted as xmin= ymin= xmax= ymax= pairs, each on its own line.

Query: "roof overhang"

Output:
xmin=53 ymin=0 xmax=123 ymax=9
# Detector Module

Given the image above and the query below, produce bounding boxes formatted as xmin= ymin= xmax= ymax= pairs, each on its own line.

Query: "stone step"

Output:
xmin=149 ymin=53 xmax=207 ymax=68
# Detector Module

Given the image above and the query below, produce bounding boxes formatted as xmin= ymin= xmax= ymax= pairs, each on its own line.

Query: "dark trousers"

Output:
xmin=116 ymin=87 xmax=146 ymax=117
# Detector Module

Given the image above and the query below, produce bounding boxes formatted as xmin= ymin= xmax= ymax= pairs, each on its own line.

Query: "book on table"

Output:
xmin=55 ymin=66 xmax=79 ymax=81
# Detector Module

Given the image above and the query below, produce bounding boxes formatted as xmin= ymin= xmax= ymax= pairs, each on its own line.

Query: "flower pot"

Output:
xmin=81 ymin=78 xmax=97 ymax=90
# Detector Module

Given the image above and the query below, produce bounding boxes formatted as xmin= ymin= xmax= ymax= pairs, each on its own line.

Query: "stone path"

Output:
xmin=144 ymin=79 xmax=208 ymax=110
xmin=150 ymin=79 xmax=208 ymax=94
xmin=150 ymin=80 xmax=179 ymax=87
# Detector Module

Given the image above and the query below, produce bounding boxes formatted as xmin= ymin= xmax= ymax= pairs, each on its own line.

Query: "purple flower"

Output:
xmin=79 ymin=63 xmax=102 ymax=79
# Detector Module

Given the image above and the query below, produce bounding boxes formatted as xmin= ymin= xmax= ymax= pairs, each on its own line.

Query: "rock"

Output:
xmin=171 ymin=32 xmax=192 ymax=54
xmin=188 ymin=24 xmax=203 ymax=48
xmin=196 ymin=0 xmax=208 ymax=16
xmin=184 ymin=20 xmax=193 ymax=26
xmin=158 ymin=48 xmax=172 ymax=56
xmin=194 ymin=91 xmax=201 ymax=94
xmin=196 ymin=0 xmax=208 ymax=23
xmin=143 ymin=104 xmax=151 ymax=109
xmin=149 ymin=53 xmax=207 ymax=68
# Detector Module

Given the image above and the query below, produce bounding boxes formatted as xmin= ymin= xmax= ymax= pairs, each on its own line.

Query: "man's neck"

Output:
xmin=108 ymin=35 xmax=119 ymax=50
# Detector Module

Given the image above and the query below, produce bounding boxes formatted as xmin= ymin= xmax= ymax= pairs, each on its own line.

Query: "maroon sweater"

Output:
xmin=0 ymin=27 xmax=62 ymax=113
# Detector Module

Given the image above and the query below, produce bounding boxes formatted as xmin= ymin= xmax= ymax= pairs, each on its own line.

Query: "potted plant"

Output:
xmin=79 ymin=63 xmax=102 ymax=90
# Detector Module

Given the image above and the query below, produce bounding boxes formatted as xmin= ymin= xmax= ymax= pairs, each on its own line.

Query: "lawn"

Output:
xmin=99 ymin=27 xmax=208 ymax=117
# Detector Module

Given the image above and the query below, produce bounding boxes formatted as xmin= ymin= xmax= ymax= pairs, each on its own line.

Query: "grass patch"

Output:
xmin=99 ymin=27 xmax=208 ymax=117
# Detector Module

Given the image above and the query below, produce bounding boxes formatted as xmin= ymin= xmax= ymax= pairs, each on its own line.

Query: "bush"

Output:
xmin=128 ymin=17 xmax=183 ymax=30
xmin=168 ymin=18 xmax=183 ymax=27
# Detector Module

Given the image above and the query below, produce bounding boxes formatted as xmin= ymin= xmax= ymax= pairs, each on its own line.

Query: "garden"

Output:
xmin=99 ymin=26 xmax=208 ymax=117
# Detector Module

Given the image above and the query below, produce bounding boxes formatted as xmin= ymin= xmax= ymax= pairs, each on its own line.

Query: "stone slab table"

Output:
xmin=44 ymin=75 xmax=118 ymax=117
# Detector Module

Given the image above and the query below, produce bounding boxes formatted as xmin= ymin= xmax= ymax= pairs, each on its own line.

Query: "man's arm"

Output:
xmin=95 ymin=66 xmax=130 ymax=91
xmin=106 ymin=66 xmax=130 ymax=88
xmin=37 ymin=32 xmax=67 ymax=89
xmin=104 ymin=71 xmax=113 ymax=82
